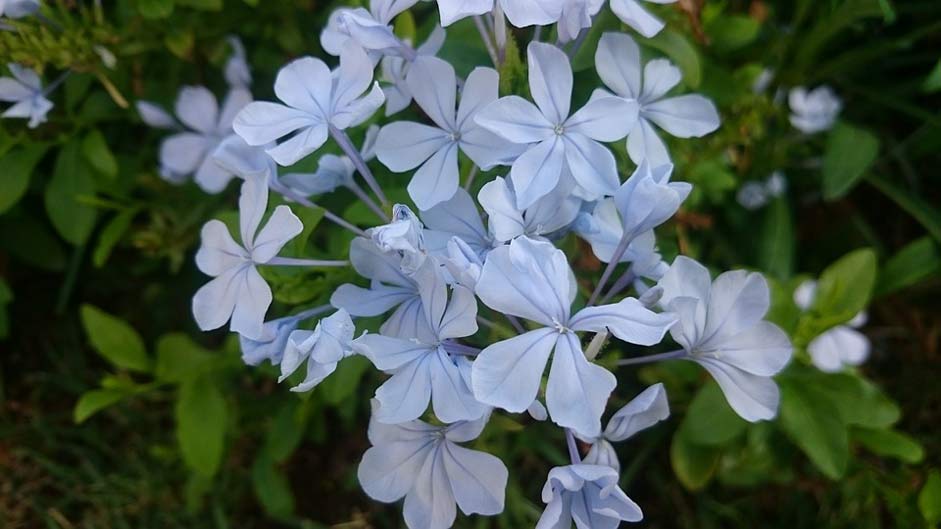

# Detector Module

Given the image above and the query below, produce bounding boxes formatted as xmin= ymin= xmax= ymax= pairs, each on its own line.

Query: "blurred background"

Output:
xmin=1 ymin=0 xmax=940 ymax=527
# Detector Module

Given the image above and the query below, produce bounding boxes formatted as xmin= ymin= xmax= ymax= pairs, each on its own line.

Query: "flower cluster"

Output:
xmin=141 ymin=1 xmax=803 ymax=526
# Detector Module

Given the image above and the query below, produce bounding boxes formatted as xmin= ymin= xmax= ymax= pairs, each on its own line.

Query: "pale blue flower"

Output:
xmin=381 ymin=26 xmax=446 ymax=116
xmin=557 ymin=0 xmax=604 ymax=43
xmin=358 ymin=413 xmax=508 ymax=529
xmin=609 ymin=0 xmax=676 ymax=38
xmin=580 ymin=383 xmax=670 ymax=472
xmin=436 ymin=0 xmax=566 ymax=27
xmin=279 ymin=309 xmax=356 ymax=392
xmin=789 ymin=86 xmax=841 ymax=134
xmin=476 ymin=42 xmax=637 ymax=209
xmin=736 ymin=181 xmax=769 ymax=210
xmin=240 ymin=314 xmax=302 ymax=366
xmin=0 ymin=0 xmax=39 ymax=18
xmin=138 ymin=85 xmax=252 ymax=192
xmin=536 ymin=464 xmax=643 ymax=528
xmin=421 ymin=188 xmax=493 ymax=260
xmin=793 ymin=280 xmax=870 ymax=373
xmin=321 ymin=0 xmax=419 ymax=58
xmin=657 ymin=256 xmax=793 ymax=421
xmin=376 ymin=57 xmax=523 ymax=209
xmin=354 ymin=262 xmax=488 ymax=424
xmin=369 ymin=204 xmax=428 ymax=272
xmin=192 ymin=178 xmax=303 ymax=339
xmin=0 ymin=64 xmax=53 ymax=128
xmin=224 ymin=36 xmax=252 ymax=88
xmin=594 ymin=32 xmax=720 ymax=166
xmin=478 ymin=175 xmax=581 ymax=243
xmin=281 ymin=124 xmax=379 ymax=197
xmin=472 ymin=237 xmax=676 ymax=436
xmin=233 ymin=46 xmax=384 ymax=166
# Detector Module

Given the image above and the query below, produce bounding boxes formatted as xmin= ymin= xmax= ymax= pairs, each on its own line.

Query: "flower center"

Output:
xmin=553 ymin=124 xmax=565 ymax=136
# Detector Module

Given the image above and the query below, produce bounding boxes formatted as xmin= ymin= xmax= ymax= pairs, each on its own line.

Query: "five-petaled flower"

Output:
xmin=0 ymin=63 xmax=54 ymax=128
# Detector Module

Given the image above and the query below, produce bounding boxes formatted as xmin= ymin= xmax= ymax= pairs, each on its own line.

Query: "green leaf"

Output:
xmin=0 ymin=213 xmax=68 ymax=271
xmin=807 ymin=372 xmax=900 ymax=429
xmin=876 ymin=237 xmax=941 ymax=296
xmin=0 ymin=145 xmax=47 ymax=214
xmin=263 ymin=400 xmax=307 ymax=463
xmin=93 ymin=210 xmax=136 ymax=268
xmin=287 ymin=202 xmax=325 ymax=257
xmin=82 ymin=129 xmax=119 ymax=179
xmin=175 ymin=0 xmax=222 ymax=9
xmin=853 ymin=427 xmax=924 ymax=464
xmin=154 ymin=333 xmax=215 ymax=383
xmin=706 ymin=15 xmax=761 ymax=52
xmin=393 ymin=10 xmax=416 ymax=43
xmin=45 ymin=141 xmax=98 ymax=246
xmin=74 ymin=389 xmax=128 ymax=423
xmin=822 ymin=122 xmax=880 ymax=200
xmin=137 ymin=0 xmax=174 ymax=18
xmin=758 ymin=197 xmax=794 ymax=280
xmin=176 ymin=376 xmax=227 ymax=477
xmin=921 ymin=60 xmax=941 ymax=93
xmin=778 ymin=377 xmax=849 ymax=479
xmin=866 ymin=174 xmax=941 ymax=243
xmin=670 ymin=430 xmax=721 ymax=490
xmin=678 ymin=382 xmax=747 ymax=446
xmin=80 ymin=304 xmax=151 ymax=372
xmin=319 ymin=355 xmax=371 ymax=405
xmin=811 ymin=248 xmax=877 ymax=329
xmin=252 ymin=454 xmax=295 ymax=518
xmin=920 ymin=471 xmax=941 ymax=524
xmin=645 ymin=29 xmax=702 ymax=88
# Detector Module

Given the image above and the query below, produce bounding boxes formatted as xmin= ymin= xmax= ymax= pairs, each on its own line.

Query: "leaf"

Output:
xmin=920 ymin=471 xmax=941 ymax=524
xmin=80 ymin=304 xmax=151 ymax=372
xmin=876 ymin=237 xmax=941 ymax=296
xmin=74 ymin=389 xmax=128 ymax=423
xmin=137 ymin=0 xmax=174 ymax=18
xmin=82 ymin=129 xmax=119 ymax=179
xmin=705 ymin=15 xmax=761 ymax=52
xmin=93 ymin=210 xmax=136 ymax=268
xmin=808 ymin=372 xmax=900 ymax=429
xmin=0 ymin=278 xmax=10 ymax=339
xmin=154 ymin=333 xmax=216 ymax=383
xmin=822 ymin=122 xmax=880 ymax=200
xmin=45 ymin=140 xmax=98 ymax=246
xmin=252 ymin=454 xmax=295 ymax=518
xmin=0 ymin=213 xmax=67 ymax=272
xmin=644 ymin=29 xmax=702 ymax=88
xmin=778 ymin=376 xmax=849 ymax=479
xmin=287 ymin=202 xmax=324 ymax=257
xmin=670 ymin=430 xmax=721 ymax=490
xmin=866 ymin=174 xmax=941 ymax=243
xmin=393 ymin=9 xmax=416 ymax=43
xmin=811 ymin=247 xmax=877 ymax=329
xmin=176 ymin=376 xmax=227 ymax=477
xmin=176 ymin=0 xmax=222 ymax=9
xmin=263 ymin=400 xmax=307 ymax=463
xmin=319 ymin=355 xmax=371 ymax=405
xmin=0 ymin=145 xmax=47 ymax=214
xmin=678 ymin=381 xmax=747 ymax=446
xmin=758 ymin=197 xmax=794 ymax=280
xmin=853 ymin=427 xmax=924 ymax=464
xmin=923 ymin=60 xmax=941 ymax=93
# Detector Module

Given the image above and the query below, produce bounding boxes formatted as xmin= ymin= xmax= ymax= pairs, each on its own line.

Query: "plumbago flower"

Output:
xmin=354 ymin=261 xmax=488 ymax=424
xmin=358 ymin=413 xmax=508 ymax=529
xmin=381 ymin=26 xmax=446 ymax=116
xmin=321 ymin=0 xmax=419 ymax=58
xmin=537 ymin=464 xmax=643 ymax=528
xmin=137 ymin=85 xmax=252 ymax=192
xmin=594 ymin=32 xmax=720 ymax=166
xmin=233 ymin=45 xmax=384 ymax=166
xmin=478 ymin=175 xmax=581 ymax=243
xmin=657 ymin=257 xmax=793 ymax=421
xmin=794 ymin=280 xmax=870 ymax=373
xmin=557 ymin=0 xmax=604 ymax=43
xmin=279 ymin=309 xmax=357 ymax=392
xmin=0 ymin=64 xmax=53 ymax=128
xmin=435 ymin=0 xmax=565 ymax=27
xmin=0 ymin=0 xmax=39 ymax=18
xmin=610 ymin=0 xmax=677 ymax=38
xmin=579 ymin=383 xmax=670 ymax=472
xmin=472 ymin=237 xmax=676 ymax=436
xmin=477 ymin=42 xmax=637 ymax=209
xmin=789 ymin=85 xmax=842 ymax=134
xmin=281 ymin=125 xmax=380 ymax=198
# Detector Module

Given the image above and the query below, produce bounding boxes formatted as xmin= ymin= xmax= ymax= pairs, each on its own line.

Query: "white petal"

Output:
xmin=136 ymin=101 xmax=177 ymax=129
xmin=217 ymin=87 xmax=253 ymax=133
xmin=238 ymin=177 xmax=268 ymax=249
xmin=420 ymin=188 xmax=489 ymax=250
xmin=175 ymin=86 xmax=218 ymax=134
xmin=233 ymin=101 xmax=320 ymax=147
xmin=710 ymin=321 xmax=792 ymax=376
xmin=438 ymin=0 xmax=493 ymax=25
xmin=348 ymin=236 xmax=415 ymax=287
xmin=159 ymin=132 xmax=212 ymax=176
xmin=565 ymin=96 xmax=638 ymax=142
xmin=695 ymin=357 xmax=780 ymax=422
xmin=474 ymin=96 xmax=554 ymax=144
xmin=334 ymin=45 xmax=377 ymax=112
xmin=528 ymin=42 xmax=572 ymax=124
xmin=250 ymin=205 xmax=303 ymax=263
xmin=561 ymin=133 xmax=619 ymax=201
xmin=626 ymin=117 xmax=671 ymax=166
xmin=437 ymin=285 xmax=478 ymax=339
xmin=610 ymin=0 xmax=665 ymax=38
xmin=274 ymin=56 xmax=332 ymax=115
xmin=644 ymin=94 xmax=720 ymax=138
xmin=442 ymin=443 xmax=508 ymax=515
xmin=404 ymin=449 xmax=457 ymax=529
xmin=332 ymin=283 xmax=416 ymax=316
xmin=406 ymin=56 xmax=458 ymax=131
xmin=657 ymin=255 xmax=712 ymax=307
xmin=471 ymin=328 xmax=558 ymax=412
xmin=355 ymin=333 xmax=434 ymax=371
xmin=478 ymin=177 xmax=526 ymax=242
xmin=511 ymin=137 xmax=566 ymax=210
xmin=546 ymin=332 xmax=617 ymax=438
xmin=194 ymin=155 xmax=236 ymax=194
xmin=331 ymin=81 xmax=386 ymax=129
xmin=229 ymin=265 xmax=273 ymax=339
xmin=358 ymin=439 xmax=431 ymax=502
xmin=595 ymin=32 xmax=642 ymax=99
xmin=569 ymin=297 xmax=676 ymax=345
xmin=376 ymin=121 xmax=451 ymax=172
xmin=372 ymin=0 xmax=422 ymax=26
xmin=195 ymin=219 xmax=247 ymax=276
xmin=640 ymin=59 xmax=682 ymax=103
xmin=191 ymin=266 xmax=242 ymax=332
xmin=265 ymin=123 xmax=330 ymax=166
xmin=808 ymin=326 xmax=869 ymax=372
xmin=500 ymin=0 xmax=564 ymax=28
xmin=457 ymin=66 xmax=499 ymax=130
xmin=374 ymin=356 xmax=434 ymax=423
xmin=701 ymin=270 xmax=769 ymax=346
xmin=459 ymin=125 xmax=526 ymax=170
xmin=408 ymin=141 xmax=460 ymax=210
xmin=430 ymin=348 xmax=488 ymax=423
xmin=603 ymin=383 xmax=670 ymax=441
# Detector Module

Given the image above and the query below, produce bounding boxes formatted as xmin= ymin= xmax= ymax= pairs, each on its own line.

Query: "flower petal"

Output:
xmin=475 ymin=95 xmax=554 ymax=144
xmin=528 ymin=42 xmax=572 ymax=124
xmin=175 ymin=86 xmax=218 ymax=134
xmin=407 ymin=56 xmax=458 ymax=131
xmin=545 ymin=332 xmax=616 ymax=437
xmin=511 ymin=137 xmax=565 ymax=210
xmin=644 ymin=94 xmax=720 ymax=138
xmin=250 ymin=205 xmax=303 ymax=263
xmin=408 ymin=141 xmax=460 ymax=210
xmin=569 ymin=297 xmax=676 ymax=345
xmin=472 ymin=328 xmax=558 ymax=412
xmin=442 ymin=443 xmax=508 ymax=515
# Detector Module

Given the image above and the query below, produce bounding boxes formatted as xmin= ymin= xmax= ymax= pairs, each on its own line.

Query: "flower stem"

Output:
xmin=345 ymin=180 xmax=389 ymax=222
xmin=463 ymin=165 xmax=480 ymax=191
xmin=565 ymin=429 xmax=582 ymax=464
xmin=294 ymin=304 xmax=334 ymax=320
xmin=492 ymin=6 xmax=507 ymax=64
xmin=473 ymin=15 xmax=499 ymax=67
xmin=599 ymin=269 xmax=636 ymax=305
xmin=270 ymin=181 xmax=367 ymax=237
xmin=42 ymin=70 xmax=71 ymax=97
xmin=616 ymin=349 xmax=686 ymax=366
xmin=442 ymin=341 xmax=481 ymax=357
xmin=267 ymin=257 xmax=349 ymax=267
xmin=587 ymin=231 xmax=632 ymax=307
xmin=505 ymin=314 xmax=526 ymax=333
xmin=330 ymin=125 xmax=388 ymax=207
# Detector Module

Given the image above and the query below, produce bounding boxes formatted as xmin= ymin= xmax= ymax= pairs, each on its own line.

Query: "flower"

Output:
xmin=736 ymin=181 xmax=769 ymax=210
xmin=239 ymin=313 xmax=304 ymax=366
xmin=0 ymin=0 xmax=39 ymax=18
xmin=420 ymin=188 xmax=493 ymax=259
xmin=788 ymin=86 xmax=841 ymax=134
xmin=375 ymin=57 xmax=522 ymax=209
xmin=657 ymin=256 xmax=793 ymax=421
xmin=793 ymin=280 xmax=870 ymax=373
xmin=594 ymin=32 xmax=720 ymax=166
xmin=0 ymin=64 xmax=54 ymax=128
xmin=233 ymin=46 xmax=384 ymax=166
xmin=280 ymin=124 xmax=379 ymax=197
xmin=354 ymin=261 xmax=488 ymax=424
xmin=381 ymin=26 xmax=446 ymax=116
xmin=369 ymin=204 xmax=428 ymax=272
xmin=224 ymin=36 xmax=252 ymax=88
xmin=358 ymin=413 xmax=508 ymax=529
xmin=192 ymin=178 xmax=303 ymax=339
xmin=137 ymin=85 xmax=252 ymax=192
xmin=436 ymin=0 xmax=567 ymax=28
xmin=476 ymin=42 xmax=637 ymax=209
xmin=557 ymin=0 xmax=604 ymax=43
xmin=472 ymin=237 xmax=675 ymax=436
xmin=478 ymin=175 xmax=581 ymax=243
xmin=321 ymin=0 xmax=419 ymax=58
xmin=609 ymin=0 xmax=677 ymax=38
xmin=536 ymin=464 xmax=643 ymax=528
xmin=580 ymin=383 xmax=670 ymax=472
xmin=279 ymin=309 xmax=356 ymax=392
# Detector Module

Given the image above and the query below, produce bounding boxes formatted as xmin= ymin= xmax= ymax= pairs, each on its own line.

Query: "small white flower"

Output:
xmin=0 ymin=64 xmax=54 ymax=128
xmin=536 ymin=464 xmax=643 ymax=527
xmin=279 ymin=310 xmax=356 ymax=392
xmin=793 ymin=280 xmax=870 ymax=373
xmin=478 ymin=175 xmax=581 ymax=243
xmin=320 ymin=0 xmax=419 ymax=58
xmin=580 ymin=383 xmax=670 ymax=472
xmin=789 ymin=86 xmax=841 ymax=134
xmin=0 ymin=0 xmax=39 ymax=18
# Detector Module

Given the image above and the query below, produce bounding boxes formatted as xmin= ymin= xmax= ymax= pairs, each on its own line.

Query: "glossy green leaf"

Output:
xmin=670 ymin=430 xmax=721 ymax=490
xmin=82 ymin=129 xmax=119 ymax=179
xmin=822 ymin=122 xmax=879 ymax=200
xmin=74 ymin=389 xmax=128 ymax=423
xmin=920 ymin=471 xmax=941 ymax=524
xmin=154 ymin=333 xmax=215 ymax=383
xmin=80 ymin=304 xmax=151 ymax=372
xmin=758 ymin=197 xmax=795 ymax=280
xmin=176 ymin=376 xmax=227 ymax=477
xmin=778 ymin=377 xmax=849 ymax=479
